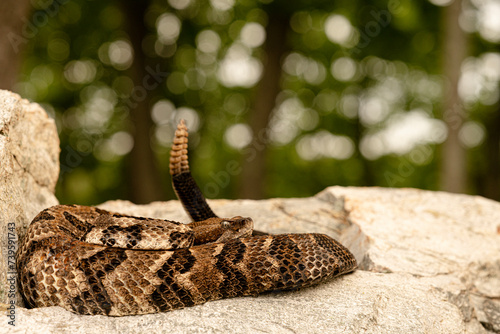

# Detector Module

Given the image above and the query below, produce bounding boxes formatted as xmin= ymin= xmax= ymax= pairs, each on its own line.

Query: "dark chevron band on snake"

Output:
xmin=16 ymin=120 xmax=357 ymax=316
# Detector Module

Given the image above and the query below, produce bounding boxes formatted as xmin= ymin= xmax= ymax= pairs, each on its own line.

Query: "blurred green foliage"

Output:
xmin=15 ymin=0 xmax=500 ymax=205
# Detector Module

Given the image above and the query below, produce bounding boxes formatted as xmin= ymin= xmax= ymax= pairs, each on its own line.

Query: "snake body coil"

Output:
xmin=17 ymin=120 xmax=357 ymax=316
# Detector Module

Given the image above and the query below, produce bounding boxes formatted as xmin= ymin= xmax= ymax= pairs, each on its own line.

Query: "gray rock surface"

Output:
xmin=0 ymin=90 xmax=59 ymax=306
xmin=4 ymin=190 xmax=499 ymax=334
xmin=1 ymin=90 xmax=499 ymax=333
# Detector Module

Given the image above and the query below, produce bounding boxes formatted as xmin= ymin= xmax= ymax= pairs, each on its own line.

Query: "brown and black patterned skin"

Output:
xmin=17 ymin=120 xmax=357 ymax=316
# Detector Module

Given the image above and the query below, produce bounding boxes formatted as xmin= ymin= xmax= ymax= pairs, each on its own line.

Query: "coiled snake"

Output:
xmin=17 ymin=120 xmax=357 ymax=316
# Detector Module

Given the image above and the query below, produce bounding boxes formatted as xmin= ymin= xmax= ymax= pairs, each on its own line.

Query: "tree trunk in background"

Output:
xmin=0 ymin=0 xmax=32 ymax=90
xmin=481 ymin=108 xmax=500 ymax=200
xmin=122 ymin=0 xmax=166 ymax=204
xmin=439 ymin=0 xmax=468 ymax=193
xmin=239 ymin=14 xmax=289 ymax=199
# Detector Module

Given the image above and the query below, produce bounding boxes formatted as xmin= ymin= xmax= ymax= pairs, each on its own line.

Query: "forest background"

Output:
xmin=1 ymin=0 xmax=499 ymax=205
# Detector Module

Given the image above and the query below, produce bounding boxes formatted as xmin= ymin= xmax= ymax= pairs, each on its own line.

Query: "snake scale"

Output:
xmin=17 ymin=120 xmax=357 ymax=316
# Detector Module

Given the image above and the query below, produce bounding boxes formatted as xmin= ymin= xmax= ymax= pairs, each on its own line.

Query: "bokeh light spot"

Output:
xmin=331 ymin=57 xmax=358 ymax=82
xmin=324 ymin=14 xmax=357 ymax=47
xmin=240 ymin=22 xmax=266 ymax=48
xmin=210 ymin=0 xmax=235 ymax=11
xmin=459 ymin=121 xmax=485 ymax=148
xmin=296 ymin=131 xmax=354 ymax=160
xmin=168 ymin=0 xmax=191 ymax=10
xmin=108 ymin=40 xmax=133 ymax=70
xmin=196 ymin=30 xmax=221 ymax=53
xmin=156 ymin=13 xmax=182 ymax=45
xmin=64 ymin=60 xmax=97 ymax=84
xmin=151 ymin=99 xmax=176 ymax=125
xmin=224 ymin=123 xmax=253 ymax=149
xmin=217 ymin=45 xmax=262 ymax=87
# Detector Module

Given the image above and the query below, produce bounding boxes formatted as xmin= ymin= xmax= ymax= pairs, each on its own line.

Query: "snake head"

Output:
xmin=216 ymin=216 xmax=253 ymax=242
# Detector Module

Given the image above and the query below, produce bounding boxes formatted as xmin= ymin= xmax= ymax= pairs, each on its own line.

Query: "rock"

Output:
xmin=0 ymin=90 xmax=59 ymax=307
xmin=3 ymin=271 xmax=470 ymax=333
xmin=319 ymin=187 xmax=500 ymax=333
xmin=1 ymin=90 xmax=499 ymax=333
xmin=5 ymin=190 xmax=499 ymax=333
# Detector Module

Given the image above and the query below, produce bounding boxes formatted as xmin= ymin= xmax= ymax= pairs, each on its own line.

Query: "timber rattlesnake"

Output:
xmin=16 ymin=120 xmax=357 ymax=316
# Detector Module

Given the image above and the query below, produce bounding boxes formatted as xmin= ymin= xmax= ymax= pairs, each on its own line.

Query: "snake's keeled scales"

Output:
xmin=17 ymin=120 xmax=357 ymax=316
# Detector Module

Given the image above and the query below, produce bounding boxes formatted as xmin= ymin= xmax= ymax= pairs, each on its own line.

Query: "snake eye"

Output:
xmin=221 ymin=221 xmax=230 ymax=229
